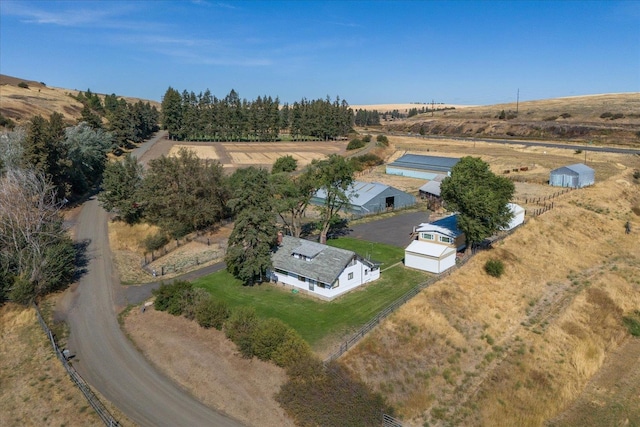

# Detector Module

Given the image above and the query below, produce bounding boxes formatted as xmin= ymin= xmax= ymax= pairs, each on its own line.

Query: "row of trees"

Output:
xmin=354 ymin=109 xmax=381 ymax=126
xmin=161 ymin=87 xmax=354 ymax=142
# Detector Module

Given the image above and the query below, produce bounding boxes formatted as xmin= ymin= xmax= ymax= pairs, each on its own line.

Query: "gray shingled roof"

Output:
xmin=271 ymin=236 xmax=355 ymax=286
xmin=388 ymin=154 xmax=460 ymax=172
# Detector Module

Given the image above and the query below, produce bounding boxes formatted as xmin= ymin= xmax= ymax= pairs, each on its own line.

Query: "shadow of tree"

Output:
xmin=73 ymin=238 xmax=91 ymax=281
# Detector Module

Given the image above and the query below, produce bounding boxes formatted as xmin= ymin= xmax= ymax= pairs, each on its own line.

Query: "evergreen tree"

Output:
xmin=225 ymin=167 xmax=277 ymax=285
xmin=161 ymin=87 xmax=183 ymax=139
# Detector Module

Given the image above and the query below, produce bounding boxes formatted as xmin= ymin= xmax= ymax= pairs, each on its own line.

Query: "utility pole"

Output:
xmin=431 ymin=99 xmax=435 ymax=117
xmin=516 ymin=88 xmax=519 ymax=114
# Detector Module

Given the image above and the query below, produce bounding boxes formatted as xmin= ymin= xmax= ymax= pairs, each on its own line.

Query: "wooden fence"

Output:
xmin=33 ymin=305 xmax=121 ymax=427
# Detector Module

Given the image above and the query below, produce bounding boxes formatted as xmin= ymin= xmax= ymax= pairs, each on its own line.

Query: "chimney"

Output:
xmin=277 ymin=231 xmax=283 ymax=246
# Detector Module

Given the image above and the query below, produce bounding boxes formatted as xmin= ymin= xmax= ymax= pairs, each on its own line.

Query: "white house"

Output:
xmin=404 ymin=214 xmax=464 ymax=274
xmin=269 ymin=235 xmax=380 ymax=301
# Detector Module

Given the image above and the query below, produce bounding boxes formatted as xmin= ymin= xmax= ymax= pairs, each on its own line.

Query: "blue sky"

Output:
xmin=1 ymin=0 xmax=638 ymax=105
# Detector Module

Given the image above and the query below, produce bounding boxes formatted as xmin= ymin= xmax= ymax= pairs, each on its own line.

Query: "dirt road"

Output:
xmin=63 ymin=198 xmax=243 ymax=427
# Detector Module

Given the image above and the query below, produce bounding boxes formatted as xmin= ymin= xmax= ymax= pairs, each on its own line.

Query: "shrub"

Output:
xmin=271 ymin=329 xmax=313 ymax=368
xmin=362 ymin=134 xmax=372 ymax=143
xmin=633 ymin=169 xmax=640 ymax=180
xmin=195 ymin=297 xmax=230 ymax=329
xmin=484 ymin=259 xmax=505 ymax=278
xmin=346 ymin=138 xmax=365 ymax=150
xmin=144 ymin=232 xmax=169 ymax=252
xmin=543 ymin=116 xmax=558 ymax=121
xmin=635 ymin=131 xmax=640 ymax=139
xmin=225 ymin=306 xmax=259 ymax=357
xmin=271 ymin=155 xmax=297 ymax=174
xmin=623 ymin=311 xmax=640 ymax=336
xmin=600 ymin=112 xmax=613 ymax=119
xmin=180 ymin=287 xmax=210 ymax=320
xmin=560 ymin=113 xmax=572 ymax=119
xmin=574 ymin=149 xmax=583 ymax=155
xmin=251 ymin=318 xmax=290 ymax=361
xmin=277 ymin=360 xmax=393 ymax=427
xmin=0 ymin=113 xmax=16 ymax=129
xmin=152 ymin=280 xmax=193 ymax=315
xmin=350 ymin=153 xmax=383 ymax=171
xmin=376 ymin=134 xmax=389 ymax=146
xmin=611 ymin=113 xmax=624 ymax=120
xmin=18 ymin=81 xmax=29 ymax=89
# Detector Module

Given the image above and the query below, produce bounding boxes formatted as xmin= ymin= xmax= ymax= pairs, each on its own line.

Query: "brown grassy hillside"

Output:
xmin=382 ymin=93 xmax=640 ymax=148
xmin=0 ymin=74 xmax=160 ymax=126
xmin=342 ymin=152 xmax=640 ymax=426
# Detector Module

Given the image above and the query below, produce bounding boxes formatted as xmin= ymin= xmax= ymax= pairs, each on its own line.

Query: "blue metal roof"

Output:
xmin=388 ymin=154 xmax=460 ymax=172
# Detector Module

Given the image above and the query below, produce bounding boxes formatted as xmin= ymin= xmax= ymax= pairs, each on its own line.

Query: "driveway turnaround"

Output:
xmin=64 ymin=198 xmax=243 ymax=427
xmin=346 ymin=210 xmax=431 ymax=248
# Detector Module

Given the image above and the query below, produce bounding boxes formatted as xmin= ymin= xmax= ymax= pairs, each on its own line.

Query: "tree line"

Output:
xmin=161 ymin=87 xmax=354 ymax=142
xmin=75 ymin=88 xmax=160 ymax=152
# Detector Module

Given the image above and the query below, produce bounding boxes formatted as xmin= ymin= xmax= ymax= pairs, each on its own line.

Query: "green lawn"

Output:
xmin=325 ymin=237 xmax=405 ymax=268
xmin=193 ymin=238 xmax=429 ymax=348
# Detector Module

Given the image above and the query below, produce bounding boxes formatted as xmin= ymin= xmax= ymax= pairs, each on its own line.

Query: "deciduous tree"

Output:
xmin=440 ymin=156 xmax=515 ymax=247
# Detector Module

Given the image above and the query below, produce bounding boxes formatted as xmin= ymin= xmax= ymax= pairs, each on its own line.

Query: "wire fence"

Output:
xmin=33 ymin=304 xmax=121 ymax=427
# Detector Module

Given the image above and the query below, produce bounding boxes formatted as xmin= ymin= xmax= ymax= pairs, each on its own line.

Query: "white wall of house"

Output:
xmin=269 ymin=259 xmax=380 ymax=300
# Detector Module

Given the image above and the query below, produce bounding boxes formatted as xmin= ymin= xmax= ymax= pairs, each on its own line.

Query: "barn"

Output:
xmin=386 ymin=154 xmax=460 ymax=180
xmin=549 ymin=163 xmax=595 ymax=188
xmin=312 ymin=181 xmax=416 ymax=216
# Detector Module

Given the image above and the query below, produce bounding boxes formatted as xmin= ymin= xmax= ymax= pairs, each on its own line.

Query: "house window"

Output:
xmin=298 ymin=275 xmax=306 ymax=282
xmin=440 ymin=236 xmax=452 ymax=243
xmin=421 ymin=233 xmax=435 ymax=240
xmin=348 ymin=272 xmax=354 ymax=280
xmin=365 ymin=269 xmax=369 ymax=276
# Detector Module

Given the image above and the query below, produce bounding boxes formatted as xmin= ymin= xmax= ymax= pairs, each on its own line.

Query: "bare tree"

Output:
xmin=0 ymin=168 xmax=74 ymax=303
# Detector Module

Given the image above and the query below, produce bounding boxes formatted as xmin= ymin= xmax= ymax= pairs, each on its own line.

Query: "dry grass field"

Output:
xmin=341 ymin=142 xmax=640 ymax=426
xmin=0 ymin=74 xmax=160 ymax=126
xmin=0 ymin=304 xmax=102 ymax=427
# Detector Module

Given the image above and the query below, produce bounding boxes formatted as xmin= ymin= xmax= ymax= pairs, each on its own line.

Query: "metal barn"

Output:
xmin=312 ymin=181 xmax=416 ymax=216
xmin=386 ymin=154 xmax=460 ymax=180
xmin=549 ymin=163 xmax=595 ymax=188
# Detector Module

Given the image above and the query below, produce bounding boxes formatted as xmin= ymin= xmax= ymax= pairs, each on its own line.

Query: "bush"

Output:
xmin=346 ymin=138 xmax=365 ymax=150
xmin=144 ymin=232 xmax=169 ymax=252
xmin=180 ymin=287 xmax=210 ymax=320
xmin=484 ymin=259 xmax=505 ymax=278
xmin=152 ymin=280 xmax=193 ymax=315
xmin=350 ymin=153 xmax=384 ymax=171
xmin=18 ymin=82 xmax=29 ymax=89
xmin=251 ymin=318 xmax=290 ymax=361
xmin=623 ymin=311 xmax=640 ymax=336
xmin=560 ymin=113 xmax=572 ymax=119
xmin=543 ymin=116 xmax=558 ymax=121
xmin=225 ymin=306 xmax=259 ymax=357
xmin=195 ymin=297 xmax=230 ymax=329
xmin=633 ymin=169 xmax=640 ymax=180
xmin=0 ymin=113 xmax=16 ymax=129
xmin=271 ymin=329 xmax=313 ymax=368
xmin=362 ymin=134 xmax=372 ymax=143
xmin=600 ymin=112 xmax=613 ymax=119
xmin=277 ymin=360 xmax=393 ymax=427
xmin=376 ymin=134 xmax=389 ymax=146
xmin=271 ymin=155 xmax=297 ymax=174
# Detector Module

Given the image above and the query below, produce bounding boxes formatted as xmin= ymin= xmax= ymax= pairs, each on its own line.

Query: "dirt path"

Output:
xmin=61 ymin=198 xmax=244 ymax=427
